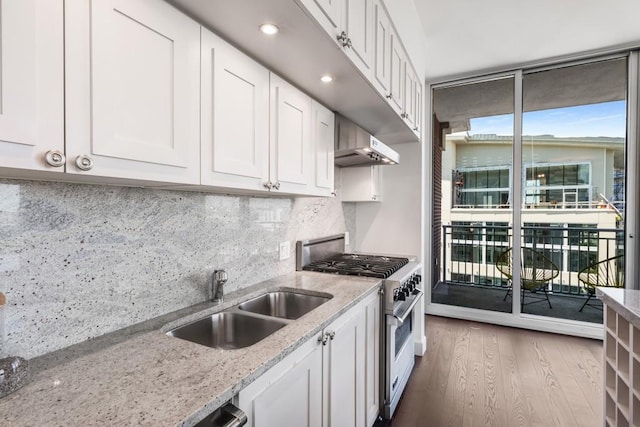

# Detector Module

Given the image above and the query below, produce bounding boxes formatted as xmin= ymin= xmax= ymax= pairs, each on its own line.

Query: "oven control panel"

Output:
xmin=393 ymin=272 xmax=423 ymax=301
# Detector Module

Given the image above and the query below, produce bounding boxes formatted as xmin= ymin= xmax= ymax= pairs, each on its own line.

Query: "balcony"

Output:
xmin=434 ymin=223 xmax=624 ymax=323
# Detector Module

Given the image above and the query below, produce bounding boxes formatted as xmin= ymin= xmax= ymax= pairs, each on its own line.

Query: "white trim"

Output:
xmin=425 ymin=302 xmax=604 ymax=340
xmin=626 ymin=51 xmax=639 ymax=290
xmin=513 ymin=70 xmax=523 ymax=316
xmin=428 ymin=49 xmax=633 ymax=333
xmin=428 ymin=44 xmax=632 ymax=86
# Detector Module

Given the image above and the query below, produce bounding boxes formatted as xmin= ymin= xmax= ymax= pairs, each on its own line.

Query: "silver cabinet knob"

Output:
xmin=44 ymin=150 xmax=65 ymax=167
xmin=330 ymin=190 xmax=337 ymax=197
xmin=273 ymin=181 xmax=281 ymax=190
xmin=328 ymin=331 xmax=335 ymax=340
xmin=372 ymin=195 xmax=377 ymax=201
xmin=75 ymin=155 xmax=94 ymax=171
xmin=401 ymin=112 xmax=408 ymax=119
xmin=386 ymin=94 xmax=392 ymax=100
xmin=318 ymin=333 xmax=329 ymax=346
xmin=263 ymin=181 xmax=273 ymax=190
xmin=413 ymin=126 xmax=419 ymax=132
xmin=337 ymin=31 xmax=350 ymax=48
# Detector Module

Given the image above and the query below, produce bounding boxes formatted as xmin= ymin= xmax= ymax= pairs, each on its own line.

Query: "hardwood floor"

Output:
xmin=390 ymin=316 xmax=603 ymax=427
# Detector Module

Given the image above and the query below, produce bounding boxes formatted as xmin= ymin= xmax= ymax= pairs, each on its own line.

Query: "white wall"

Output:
xmin=353 ymin=142 xmax=422 ymax=259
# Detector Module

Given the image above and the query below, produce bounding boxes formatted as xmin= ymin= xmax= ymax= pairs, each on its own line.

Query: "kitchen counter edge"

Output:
xmin=0 ymin=271 xmax=382 ymax=427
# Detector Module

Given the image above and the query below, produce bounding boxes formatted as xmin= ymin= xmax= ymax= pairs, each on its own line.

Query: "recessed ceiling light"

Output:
xmin=260 ymin=23 xmax=279 ymax=35
xmin=320 ymin=74 xmax=334 ymax=83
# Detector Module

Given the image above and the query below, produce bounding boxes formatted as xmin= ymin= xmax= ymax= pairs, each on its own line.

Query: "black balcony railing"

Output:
xmin=441 ymin=223 xmax=624 ymax=295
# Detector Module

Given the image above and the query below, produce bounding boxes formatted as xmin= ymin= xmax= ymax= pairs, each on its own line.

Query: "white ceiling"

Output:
xmin=413 ymin=0 xmax=640 ymax=80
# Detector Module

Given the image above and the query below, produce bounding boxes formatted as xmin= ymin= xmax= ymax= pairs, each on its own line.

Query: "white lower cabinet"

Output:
xmin=239 ymin=291 xmax=380 ymax=427
xmin=363 ymin=292 xmax=380 ymax=426
xmin=323 ymin=298 xmax=366 ymax=427
xmin=239 ymin=334 xmax=323 ymax=427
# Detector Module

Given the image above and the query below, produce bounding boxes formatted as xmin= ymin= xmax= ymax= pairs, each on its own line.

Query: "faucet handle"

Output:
xmin=213 ymin=269 xmax=228 ymax=285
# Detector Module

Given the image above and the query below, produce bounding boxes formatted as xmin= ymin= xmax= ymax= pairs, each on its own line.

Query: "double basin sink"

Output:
xmin=166 ymin=291 xmax=332 ymax=350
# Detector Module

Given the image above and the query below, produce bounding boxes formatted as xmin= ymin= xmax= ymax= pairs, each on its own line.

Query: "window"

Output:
xmin=524 ymin=162 xmax=591 ymax=208
xmin=453 ymin=167 xmax=510 ymax=208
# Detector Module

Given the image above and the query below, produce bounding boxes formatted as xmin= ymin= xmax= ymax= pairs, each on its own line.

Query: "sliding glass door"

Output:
xmin=520 ymin=58 xmax=627 ymax=323
xmin=432 ymin=75 xmax=514 ymax=314
xmin=430 ymin=55 xmax=629 ymax=329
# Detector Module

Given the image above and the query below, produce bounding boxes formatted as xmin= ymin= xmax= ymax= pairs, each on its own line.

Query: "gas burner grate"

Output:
xmin=302 ymin=253 xmax=409 ymax=279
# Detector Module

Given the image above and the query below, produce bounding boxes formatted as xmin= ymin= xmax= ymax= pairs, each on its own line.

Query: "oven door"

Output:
xmin=383 ymin=293 xmax=421 ymax=419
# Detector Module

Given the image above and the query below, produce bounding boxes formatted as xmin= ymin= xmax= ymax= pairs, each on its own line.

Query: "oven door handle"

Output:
xmin=392 ymin=290 xmax=423 ymax=324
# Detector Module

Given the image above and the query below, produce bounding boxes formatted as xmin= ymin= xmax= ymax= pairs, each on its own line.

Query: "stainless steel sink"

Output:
xmin=238 ymin=291 xmax=331 ymax=320
xmin=166 ymin=311 xmax=287 ymax=350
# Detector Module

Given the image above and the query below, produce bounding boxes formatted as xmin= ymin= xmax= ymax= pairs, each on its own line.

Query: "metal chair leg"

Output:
xmin=503 ymin=280 xmax=512 ymax=301
xmin=542 ymin=287 xmax=552 ymax=308
xmin=579 ymin=292 xmax=593 ymax=312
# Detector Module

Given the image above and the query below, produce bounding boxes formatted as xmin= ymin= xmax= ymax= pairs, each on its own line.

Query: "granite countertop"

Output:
xmin=0 ymin=271 xmax=381 ymax=426
xmin=597 ymin=287 xmax=640 ymax=329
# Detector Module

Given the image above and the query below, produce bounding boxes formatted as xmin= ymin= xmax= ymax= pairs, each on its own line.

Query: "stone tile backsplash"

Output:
xmin=0 ymin=179 xmax=355 ymax=358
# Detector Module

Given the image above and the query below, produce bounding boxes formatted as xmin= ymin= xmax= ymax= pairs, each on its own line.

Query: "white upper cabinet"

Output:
xmin=389 ymin=29 xmax=406 ymax=117
xmin=65 ymin=0 xmax=200 ymax=184
xmin=0 ymin=0 xmax=64 ymax=173
xmin=304 ymin=0 xmax=342 ymax=36
xmin=413 ymin=71 xmax=423 ymax=137
xmin=372 ymin=0 xmax=392 ymax=97
xmin=270 ymin=74 xmax=312 ymax=194
xmin=403 ymin=65 xmax=417 ymax=126
xmin=342 ymin=0 xmax=374 ymax=77
xmin=201 ymin=27 xmax=270 ymax=191
xmin=402 ymin=63 xmax=421 ymax=136
xmin=300 ymin=0 xmax=373 ymax=78
xmin=312 ymin=101 xmax=335 ymax=196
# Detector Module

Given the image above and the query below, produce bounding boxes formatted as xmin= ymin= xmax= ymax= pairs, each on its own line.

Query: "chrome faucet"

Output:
xmin=211 ymin=269 xmax=228 ymax=303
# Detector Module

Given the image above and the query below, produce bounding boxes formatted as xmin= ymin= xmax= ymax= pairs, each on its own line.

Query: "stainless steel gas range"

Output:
xmin=296 ymin=234 xmax=423 ymax=420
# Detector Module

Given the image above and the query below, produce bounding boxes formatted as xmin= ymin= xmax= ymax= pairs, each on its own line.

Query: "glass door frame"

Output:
xmin=425 ymin=51 xmax=637 ymax=339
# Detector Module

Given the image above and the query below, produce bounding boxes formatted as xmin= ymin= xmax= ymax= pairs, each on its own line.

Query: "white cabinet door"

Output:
xmin=388 ymin=31 xmax=405 ymax=116
xmin=363 ymin=292 xmax=380 ymax=426
xmin=403 ymin=65 xmax=417 ymax=128
xmin=341 ymin=166 xmax=382 ymax=202
xmin=270 ymin=74 xmax=312 ymax=194
xmin=413 ymin=77 xmax=423 ymax=137
xmin=65 ymin=0 xmax=200 ymax=184
xmin=312 ymin=101 xmax=335 ymax=196
xmin=0 ymin=0 xmax=64 ymax=173
xmin=239 ymin=336 xmax=323 ymax=427
xmin=324 ymin=302 xmax=366 ymax=427
xmin=372 ymin=0 xmax=391 ymax=97
xmin=343 ymin=0 xmax=373 ymax=77
xmin=201 ymin=28 xmax=270 ymax=191
xmin=299 ymin=0 xmax=342 ymax=40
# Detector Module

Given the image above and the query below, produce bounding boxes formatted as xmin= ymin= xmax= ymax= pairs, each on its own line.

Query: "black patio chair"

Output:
xmin=496 ymin=247 xmax=559 ymax=311
xmin=577 ymin=255 xmax=624 ymax=311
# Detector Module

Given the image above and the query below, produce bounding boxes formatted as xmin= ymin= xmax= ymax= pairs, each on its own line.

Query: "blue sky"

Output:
xmin=469 ymin=100 xmax=626 ymax=138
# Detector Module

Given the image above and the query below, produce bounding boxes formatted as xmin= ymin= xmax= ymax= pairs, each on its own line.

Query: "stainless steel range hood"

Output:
xmin=334 ymin=114 xmax=399 ymax=167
